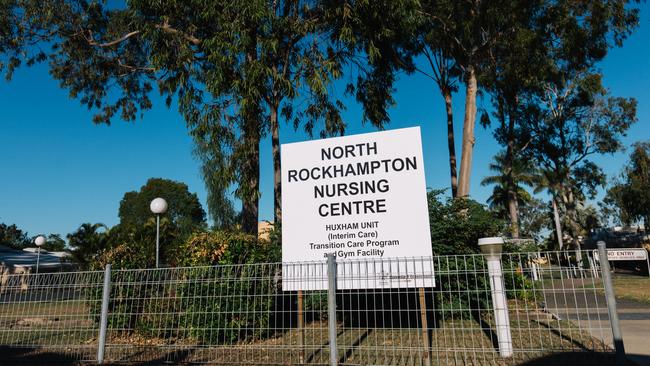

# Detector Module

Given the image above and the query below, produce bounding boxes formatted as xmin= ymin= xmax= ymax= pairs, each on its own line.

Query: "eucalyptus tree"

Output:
xmin=2 ymin=0 xmax=347 ymax=235
xmin=409 ymin=3 xmax=462 ymax=197
xmin=601 ymin=182 xmax=634 ymax=227
xmin=622 ymin=142 xmax=650 ymax=228
xmin=603 ymin=142 xmax=650 ymax=228
xmin=532 ymin=168 xmax=567 ymax=250
xmin=524 ymin=72 xmax=636 ymax=250
xmin=178 ymin=0 xmax=349 ymax=230
xmin=416 ymin=0 xmax=536 ymax=198
xmin=326 ymin=0 xmax=536 ymax=198
xmin=481 ymin=0 xmax=640 ymax=244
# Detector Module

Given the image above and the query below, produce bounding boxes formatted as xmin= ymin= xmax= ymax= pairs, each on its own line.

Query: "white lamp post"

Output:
xmin=478 ymin=237 xmax=513 ymax=358
xmin=34 ymin=235 xmax=46 ymax=275
xmin=150 ymin=197 xmax=168 ymax=268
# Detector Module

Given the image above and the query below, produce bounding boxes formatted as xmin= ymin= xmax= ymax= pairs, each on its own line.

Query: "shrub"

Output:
xmin=95 ymin=229 xmax=282 ymax=345
xmin=173 ymin=231 xmax=281 ymax=344
xmin=428 ymin=190 xmax=505 ymax=255
xmin=175 ymin=230 xmax=280 ymax=266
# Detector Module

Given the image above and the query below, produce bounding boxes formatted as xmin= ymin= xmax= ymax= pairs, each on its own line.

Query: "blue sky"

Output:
xmin=1 ymin=6 xmax=649 ymax=239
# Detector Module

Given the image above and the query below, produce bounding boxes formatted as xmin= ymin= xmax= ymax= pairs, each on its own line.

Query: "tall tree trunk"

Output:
xmin=443 ymin=88 xmax=458 ymax=198
xmin=505 ymin=107 xmax=519 ymax=238
xmin=552 ymin=196 xmax=564 ymax=250
xmin=457 ymin=65 xmax=477 ymax=198
xmin=241 ymin=125 xmax=260 ymax=237
xmin=508 ymin=191 xmax=520 ymax=238
xmin=241 ymin=31 xmax=260 ymax=238
xmin=564 ymin=188 xmax=583 ymax=269
xmin=270 ymin=102 xmax=282 ymax=225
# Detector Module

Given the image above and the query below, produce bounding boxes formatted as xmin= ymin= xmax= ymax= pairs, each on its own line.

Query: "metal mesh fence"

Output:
xmin=0 ymin=270 xmax=105 ymax=362
xmin=0 ymin=250 xmax=617 ymax=365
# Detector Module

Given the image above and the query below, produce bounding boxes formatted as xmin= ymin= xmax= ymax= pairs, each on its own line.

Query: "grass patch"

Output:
xmin=583 ymin=274 xmax=650 ymax=304
xmin=0 ymin=300 xmax=97 ymax=347
xmin=90 ymin=311 xmax=609 ymax=365
xmin=0 ymin=298 xmax=612 ymax=365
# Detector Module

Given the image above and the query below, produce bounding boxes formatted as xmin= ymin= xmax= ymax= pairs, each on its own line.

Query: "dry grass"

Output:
xmin=581 ymin=274 xmax=650 ymax=304
xmin=89 ymin=313 xmax=608 ymax=365
xmin=0 ymin=299 xmax=612 ymax=365
xmin=609 ymin=275 xmax=650 ymax=304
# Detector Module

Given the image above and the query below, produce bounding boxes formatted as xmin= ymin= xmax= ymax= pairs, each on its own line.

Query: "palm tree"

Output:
xmin=67 ymin=223 xmax=107 ymax=269
xmin=481 ymin=151 xmax=537 ymax=238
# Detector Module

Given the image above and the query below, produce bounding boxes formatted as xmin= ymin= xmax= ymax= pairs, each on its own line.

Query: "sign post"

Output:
xmin=282 ymin=127 xmax=435 ymax=364
xmin=297 ymin=289 xmax=305 ymax=364
xmin=593 ymin=248 xmax=650 ymax=276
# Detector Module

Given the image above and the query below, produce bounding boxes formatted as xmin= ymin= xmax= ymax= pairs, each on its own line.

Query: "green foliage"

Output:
xmin=522 ymin=71 xmax=637 ymax=244
xmin=433 ymin=256 xmax=490 ymax=319
xmin=119 ymin=178 xmax=206 ymax=236
xmin=601 ymin=182 xmax=632 ymax=226
xmin=99 ymin=229 xmax=281 ymax=345
xmin=174 ymin=230 xmax=280 ymax=344
xmin=427 ymin=190 xmax=531 ymax=319
xmin=0 ymin=223 xmax=31 ymax=249
xmin=502 ymin=261 xmax=537 ymax=302
xmin=478 ymin=0 xmax=640 ymax=242
xmin=428 ymin=190 xmax=504 ymax=255
xmin=2 ymin=1 xmax=354 ymax=233
xmin=41 ymin=233 xmax=66 ymax=251
xmin=67 ymin=223 xmax=108 ymax=269
xmin=176 ymin=230 xmax=280 ymax=266
xmin=433 ymin=254 xmax=537 ymax=320
xmin=90 ymin=177 xmax=206 ymax=269
xmin=177 ymin=265 xmax=277 ymax=344
xmin=95 ymin=218 xmax=179 ymax=269
xmin=602 ymin=142 xmax=650 ymax=227
xmin=0 ymin=223 xmax=68 ymax=252
xmin=518 ymin=198 xmax=550 ymax=243
xmin=481 ymin=151 xmax=538 ymax=236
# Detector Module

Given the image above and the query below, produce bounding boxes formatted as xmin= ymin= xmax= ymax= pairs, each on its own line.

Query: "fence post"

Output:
xmin=97 ymin=264 xmax=112 ymax=364
xmin=478 ymin=237 xmax=513 ymax=358
xmin=597 ymin=241 xmax=626 ymax=365
xmin=326 ymin=254 xmax=338 ymax=366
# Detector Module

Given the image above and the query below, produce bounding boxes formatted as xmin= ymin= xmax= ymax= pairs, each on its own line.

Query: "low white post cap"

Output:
xmin=478 ymin=237 xmax=504 ymax=246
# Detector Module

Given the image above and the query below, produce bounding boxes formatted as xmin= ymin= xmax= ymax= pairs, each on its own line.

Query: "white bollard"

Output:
xmin=531 ymin=261 xmax=539 ymax=282
xmin=479 ymin=237 xmax=513 ymax=358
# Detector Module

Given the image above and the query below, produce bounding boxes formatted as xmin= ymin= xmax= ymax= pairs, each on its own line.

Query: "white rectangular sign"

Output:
xmin=281 ymin=127 xmax=434 ymax=290
xmin=593 ymin=248 xmax=648 ymax=261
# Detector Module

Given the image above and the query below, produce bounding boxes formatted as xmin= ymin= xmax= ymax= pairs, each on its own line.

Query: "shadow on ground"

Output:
xmin=0 ymin=346 xmax=195 ymax=365
xmin=0 ymin=346 xmax=85 ymax=365
xmin=4 ymin=346 xmax=648 ymax=365
xmin=521 ymin=352 xmax=646 ymax=366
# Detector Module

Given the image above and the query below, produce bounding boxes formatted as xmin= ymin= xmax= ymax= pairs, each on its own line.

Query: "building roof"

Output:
xmin=0 ymin=245 xmax=68 ymax=271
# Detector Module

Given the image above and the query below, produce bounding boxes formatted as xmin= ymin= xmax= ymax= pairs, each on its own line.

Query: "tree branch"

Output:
xmin=85 ymin=29 xmax=141 ymax=47
xmin=84 ymin=20 xmax=201 ymax=48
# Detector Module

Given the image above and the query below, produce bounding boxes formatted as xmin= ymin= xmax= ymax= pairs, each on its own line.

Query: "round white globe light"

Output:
xmin=150 ymin=197 xmax=168 ymax=214
xmin=34 ymin=235 xmax=46 ymax=247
